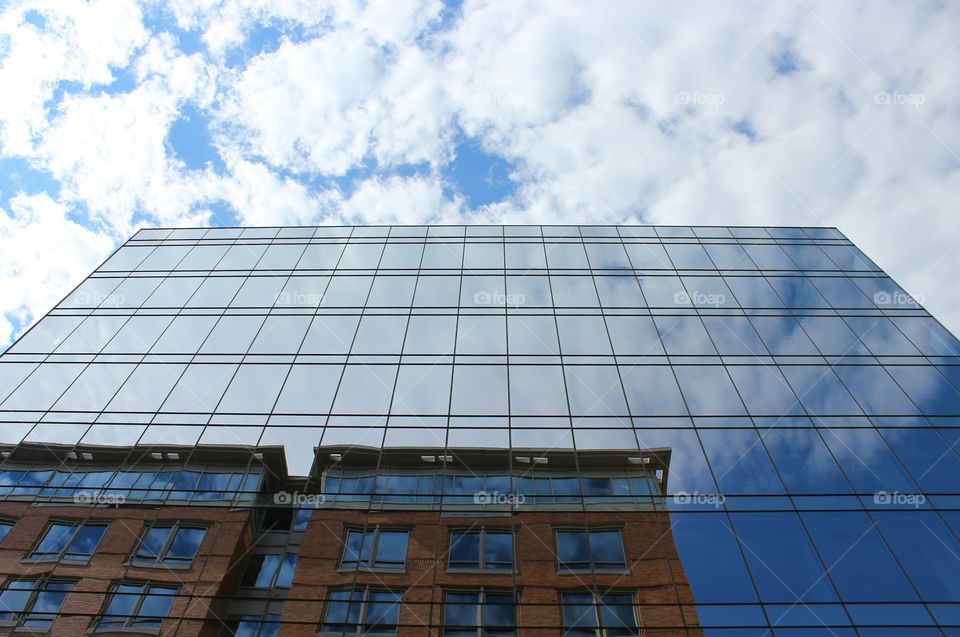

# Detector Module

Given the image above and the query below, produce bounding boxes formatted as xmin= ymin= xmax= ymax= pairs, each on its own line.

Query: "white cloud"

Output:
xmin=337 ymin=174 xmax=464 ymax=225
xmin=219 ymin=157 xmax=335 ymax=226
xmin=0 ymin=0 xmax=148 ymax=155
xmin=0 ymin=193 xmax=114 ymax=344
xmin=36 ymin=33 xmax=221 ymax=233
xmin=222 ymin=32 xmax=386 ymax=175
xmin=2 ymin=0 xmax=960 ymax=345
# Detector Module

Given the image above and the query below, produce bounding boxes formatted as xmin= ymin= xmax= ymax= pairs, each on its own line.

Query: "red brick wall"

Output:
xmin=0 ymin=502 xmax=253 ymax=637
xmin=286 ymin=509 xmax=700 ymax=637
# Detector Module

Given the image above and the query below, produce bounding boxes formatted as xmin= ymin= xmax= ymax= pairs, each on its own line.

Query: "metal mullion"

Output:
xmin=714 ymin=232 xmax=872 ymax=633
xmin=368 ymin=527 xmax=380 ymax=569
xmin=136 ymin=229 xmax=245 ymax=468
xmin=157 ymin=522 xmax=178 ymax=564
xmin=655 ymin=273 xmax=780 ymax=633
xmin=126 ymin=585 xmax=148 ymax=629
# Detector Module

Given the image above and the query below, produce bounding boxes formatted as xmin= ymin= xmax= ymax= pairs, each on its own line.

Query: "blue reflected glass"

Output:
xmin=767 ymin=277 xmax=831 ymax=308
xmin=673 ymin=367 xmax=746 ymax=415
xmin=779 ymin=245 xmax=837 ymax=270
xmin=727 ymin=366 xmax=803 ymax=415
xmin=878 ymin=429 xmax=960 ymax=493
xmin=802 ymin=511 xmax=919 ymax=602
xmin=797 ymin=316 xmax=870 ymax=355
xmin=731 ymin=512 xmax=837 ymax=602
xmin=620 ymin=367 xmax=687 ymax=416
xmin=699 ymin=428 xmax=784 ymax=494
xmin=743 ymin=244 xmax=795 ymax=269
xmin=891 ymin=317 xmax=960 ymax=356
xmin=653 ymin=316 xmax=717 ymax=355
xmin=808 ymin=277 xmax=874 ymax=308
xmin=832 ymin=366 xmax=919 ymax=415
xmin=844 ymin=317 xmax=921 ymax=356
xmin=779 ymin=366 xmax=864 ymax=415
xmin=749 ymin=317 xmax=819 ymax=355
xmin=874 ymin=511 xmax=960 ymax=601
xmin=637 ymin=276 xmax=687 ymax=307
xmin=701 ymin=316 xmax=768 ymax=356
xmin=723 ymin=276 xmax=785 ymax=307
xmin=761 ymin=429 xmax=850 ymax=493
xmin=884 ymin=366 xmax=960 ymax=416
xmin=671 ymin=513 xmax=758 ymax=602
xmin=703 ymin=244 xmax=752 ymax=270
xmin=819 ymin=428 xmax=918 ymax=494
xmin=665 ymin=243 xmax=715 ymax=268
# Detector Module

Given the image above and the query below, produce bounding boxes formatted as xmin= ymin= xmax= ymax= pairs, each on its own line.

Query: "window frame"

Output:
xmin=447 ymin=528 xmax=515 ymax=572
xmin=94 ymin=581 xmax=178 ymax=633
xmin=130 ymin=521 xmax=209 ymax=568
xmin=339 ymin=526 xmax=410 ymax=572
xmin=0 ymin=518 xmax=14 ymax=543
xmin=0 ymin=576 xmax=74 ymax=631
xmin=240 ymin=552 xmax=298 ymax=589
xmin=26 ymin=519 xmax=108 ymax=564
xmin=222 ymin=614 xmax=281 ymax=637
xmin=442 ymin=588 xmax=518 ymax=637
xmin=319 ymin=586 xmax=402 ymax=636
xmin=559 ymin=590 xmax=639 ymax=637
xmin=554 ymin=528 xmax=627 ymax=574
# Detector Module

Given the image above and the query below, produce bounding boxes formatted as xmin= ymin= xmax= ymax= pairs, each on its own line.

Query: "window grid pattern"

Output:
xmin=96 ymin=582 xmax=177 ymax=631
xmin=448 ymin=529 xmax=514 ymax=571
xmin=443 ymin=589 xmax=517 ymax=636
xmin=555 ymin=529 xmax=627 ymax=572
xmin=132 ymin=522 xmax=207 ymax=567
xmin=321 ymin=587 xmax=402 ymax=635
xmin=0 ymin=467 xmax=262 ymax=503
xmin=340 ymin=527 xmax=409 ymax=571
xmin=0 ymin=224 xmax=957 ymax=635
xmin=0 ymin=577 xmax=73 ymax=631
xmin=28 ymin=520 xmax=107 ymax=563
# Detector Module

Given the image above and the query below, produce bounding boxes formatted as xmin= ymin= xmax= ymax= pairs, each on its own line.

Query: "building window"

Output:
xmin=555 ymin=529 xmax=626 ymax=572
xmin=223 ymin=614 xmax=280 ymax=637
xmin=132 ymin=523 xmax=207 ymax=567
xmin=0 ymin=467 xmax=262 ymax=504
xmin=0 ymin=577 xmax=72 ymax=631
xmin=560 ymin=592 xmax=638 ymax=637
xmin=448 ymin=530 xmax=513 ymax=571
xmin=341 ymin=527 xmax=409 ymax=571
xmin=241 ymin=553 xmax=297 ymax=588
xmin=0 ymin=520 xmax=13 ymax=543
xmin=96 ymin=583 xmax=177 ymax=632
xmin=321 ymin=587 xmax=401 ymax=635
xmin=28 ymin=521 xmax=107 ymax=563
xmin=443 ymin=590 xmax=516 ymax=636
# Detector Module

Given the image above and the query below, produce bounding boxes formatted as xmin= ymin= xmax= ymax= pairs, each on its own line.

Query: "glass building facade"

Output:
xmin=0 ymin=224 xmax=958 ymax=636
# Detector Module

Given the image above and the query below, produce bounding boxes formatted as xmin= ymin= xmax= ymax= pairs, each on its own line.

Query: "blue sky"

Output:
xmin=0 ymin=0 xmax=959 ymax=346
